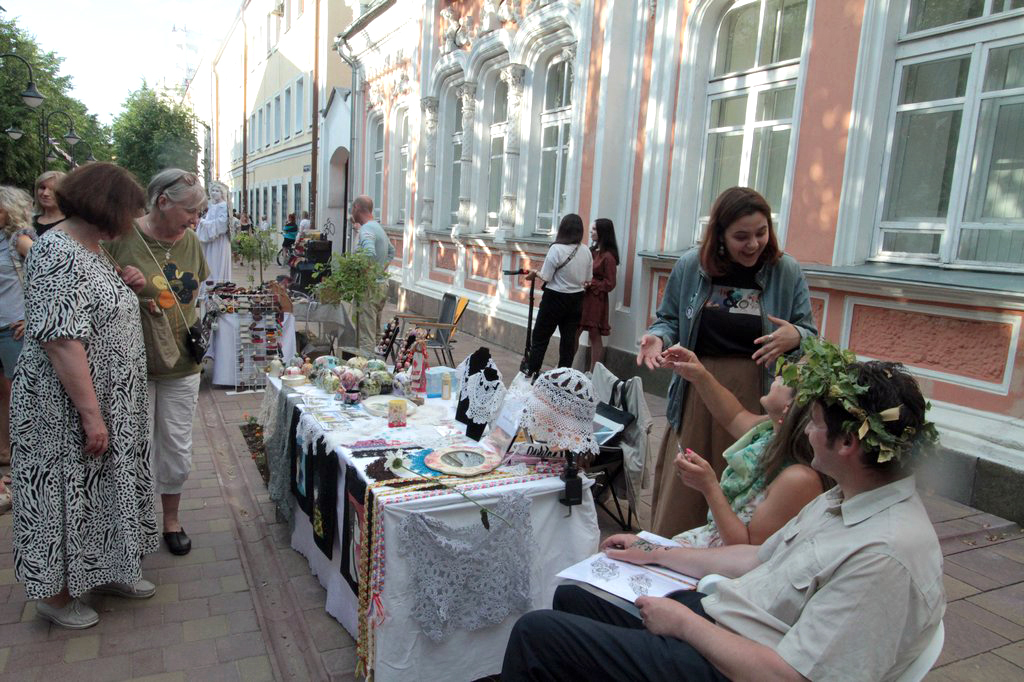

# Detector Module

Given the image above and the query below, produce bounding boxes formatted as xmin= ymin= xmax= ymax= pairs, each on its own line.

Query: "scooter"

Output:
xmin=502 ymin=268 xmax=535 ymax=374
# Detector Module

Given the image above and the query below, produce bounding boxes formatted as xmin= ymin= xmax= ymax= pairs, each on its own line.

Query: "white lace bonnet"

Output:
xmin=521 ymin=368 xmax=599 ymax=454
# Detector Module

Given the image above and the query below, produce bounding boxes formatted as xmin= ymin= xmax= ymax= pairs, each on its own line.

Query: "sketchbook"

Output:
xmin=556 ymin=532 xmax=699 ymax=602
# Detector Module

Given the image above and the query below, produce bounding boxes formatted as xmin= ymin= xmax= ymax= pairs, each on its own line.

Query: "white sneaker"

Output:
xmin=92 ymin=578 xmax=157 ymax=599
xmin=36 ymin=598 xmax=99 ymax=629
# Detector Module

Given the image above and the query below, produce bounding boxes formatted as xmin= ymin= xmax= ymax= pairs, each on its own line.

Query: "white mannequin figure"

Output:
xmin=196 ymin=182 xmax=232 ymax=288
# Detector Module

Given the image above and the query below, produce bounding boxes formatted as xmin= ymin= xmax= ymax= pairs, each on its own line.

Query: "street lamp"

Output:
xmin=72 ymin=140 xmax=96 ymax=167
xmin=0 ymin=53 xmax=45 ymax=108
xmin=41 ymin=109 xmax=81 ymax=171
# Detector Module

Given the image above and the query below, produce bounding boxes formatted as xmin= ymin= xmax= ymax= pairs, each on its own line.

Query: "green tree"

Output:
xmin=0 ymin=16 xmax=112 ymax=189
xmin=111 ymin=83 xmax=199 ymax=187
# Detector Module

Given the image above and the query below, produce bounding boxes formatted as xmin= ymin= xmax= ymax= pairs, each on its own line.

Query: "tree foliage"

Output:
xmin=111 ymin=83 xmax=199 ymax=188
xmin=0 ymin=16 xmax=112 ymax=189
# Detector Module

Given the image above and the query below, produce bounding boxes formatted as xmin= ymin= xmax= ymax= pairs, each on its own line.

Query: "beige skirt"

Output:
xmin=650 ymin=355 xmax=763 ymax=538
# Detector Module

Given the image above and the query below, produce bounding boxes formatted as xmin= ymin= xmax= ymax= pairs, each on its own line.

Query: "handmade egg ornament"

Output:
xmin=314 ymin=355 xmax=339 ymax=369
xmin=321 ymin=374 xmax=340 ymax=394
xmin=366 ymin=359 xmax=387 ymax=373
xmin=392 ymin=371 xmax=411 ymax=396
xmin=283 ymin=366 xmax=303 ymax=377
xmin=347 ymin=356 xmax=369 ymax=371
xmin=360 ymin=377 xmax=381 ymax=397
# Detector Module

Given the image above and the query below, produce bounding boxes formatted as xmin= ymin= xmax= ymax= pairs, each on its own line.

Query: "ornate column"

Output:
xmin=455 ymin=81 xmax=477 ymax=237
xmin=496 ymin=63 xmax=526 ymax=243
xmin=418 ymin=96 xmax=439 ymax=237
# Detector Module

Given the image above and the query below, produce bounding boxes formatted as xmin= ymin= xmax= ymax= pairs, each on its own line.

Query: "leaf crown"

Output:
xmin=775 ymin=338 xmax=938 ymax=464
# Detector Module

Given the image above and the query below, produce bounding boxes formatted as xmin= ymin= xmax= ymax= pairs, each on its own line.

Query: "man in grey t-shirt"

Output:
xmin=351 ymin=195 xmax=393 ymax=352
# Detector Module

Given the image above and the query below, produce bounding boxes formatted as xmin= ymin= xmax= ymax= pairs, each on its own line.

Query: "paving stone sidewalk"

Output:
xmin=0 ymin=303 xmax=1021 ymax=680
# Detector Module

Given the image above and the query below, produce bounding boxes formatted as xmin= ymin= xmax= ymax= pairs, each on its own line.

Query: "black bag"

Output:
xmin=183 ymin=321 xmax=207 ymax=365
xmin=595 ymin=380 xmax=635 ymax=447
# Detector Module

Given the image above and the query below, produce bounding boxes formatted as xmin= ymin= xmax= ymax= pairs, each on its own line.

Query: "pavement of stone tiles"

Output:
xmin=0 ymin=282 xmax=1021 ymax=680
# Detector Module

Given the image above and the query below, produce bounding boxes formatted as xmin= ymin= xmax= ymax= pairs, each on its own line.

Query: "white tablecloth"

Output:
xmin=278 ymin=379 xmax=600 ymax=681
xmin=208 ymin=312 xmax=295 ymax=386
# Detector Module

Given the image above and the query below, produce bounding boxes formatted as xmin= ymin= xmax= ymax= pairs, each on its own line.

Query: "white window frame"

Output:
xmin=284 ymin=88 xmax=292 ymax=140
xmin=295 ymin=77 xmax=305 ymax=135
xmin=435 ymin=81 xmax=464 ymax=231
xmin=257 ymin=108 xmax=264 ymax=149
xmin=392 ymin=108 xmax=410 ymax=225
xmin=871 ymin=7 xmax=1024 ymax=270
xmin=366 ymin=115 xmax=384 ymax=222
xmin=534 ymin=58 xmax=574 ymax=236
xmin=485 ymin=75 xmax=509 ymax=232
xmin=274 ymin=95 xmax=281 ymax=143
xmin=692 ymin=0 xmax=812 ymax=245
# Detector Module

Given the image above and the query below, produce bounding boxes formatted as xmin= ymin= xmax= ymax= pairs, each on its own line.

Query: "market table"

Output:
xmin=207 ymin=312 xmax=296 ymax=387
xmin=261 ymin=377 xmax=600 ymax=681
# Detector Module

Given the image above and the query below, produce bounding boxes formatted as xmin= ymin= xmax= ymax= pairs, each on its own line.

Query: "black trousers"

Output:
xmin=527 ymin=289 xmax=584 ymax=376
xmin=501 ymin=585 xmax=729 ymax=682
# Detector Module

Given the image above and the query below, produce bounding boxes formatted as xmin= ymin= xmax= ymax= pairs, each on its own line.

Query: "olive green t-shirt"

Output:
xmin=105 ymin=225 xmax=209 ymax=379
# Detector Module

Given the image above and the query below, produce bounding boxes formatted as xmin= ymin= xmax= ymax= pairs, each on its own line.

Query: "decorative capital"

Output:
xmin=561 ymin=43 xmax=577 ymax=63
xmin=500 ymin=63 xmax=526 ymax=92
xmin=421 ymin=96 xmax=439 ymax=117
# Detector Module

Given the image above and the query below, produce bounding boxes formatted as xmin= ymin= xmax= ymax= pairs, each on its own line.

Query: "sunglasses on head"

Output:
xmin=159 ymin=172 xmax=198 ymax=197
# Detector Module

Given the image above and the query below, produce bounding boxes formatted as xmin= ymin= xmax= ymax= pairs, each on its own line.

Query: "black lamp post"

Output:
xmin=72 ymin=140 xmax=96 ymax=167
xmin=41 ymin=109 xmax=81 ymax=170
xmin=1 ymin=52 xmax=45 ymax=141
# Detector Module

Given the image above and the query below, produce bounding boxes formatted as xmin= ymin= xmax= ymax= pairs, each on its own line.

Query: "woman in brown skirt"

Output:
xmin=637 ymin=187 xmax=817 ymax=537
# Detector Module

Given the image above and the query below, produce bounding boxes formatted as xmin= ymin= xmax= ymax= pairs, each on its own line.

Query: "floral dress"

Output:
xmin=10 ymin=230 xmax=157 ymax=599
xmin=672 ymin=421 xmax=777 ymax=548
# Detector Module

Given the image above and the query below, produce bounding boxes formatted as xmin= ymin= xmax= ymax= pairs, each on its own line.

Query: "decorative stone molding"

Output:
xmin=497 ymin=63 xmax=527 ymax=239
xmin=480 ymin=0 xmax=521 ymax=34
xmin=648 ymin=0 xmax=657 ymax=20
xmin=419 ymin=96 xmax=439 ymax=234
xmin=456 ymin=82 xmax=478 ymax=236
xmin=440 ymin=7 xmax=473 ymax=54
xmin=528 ymin=0 xmax=579 ymax=14
xmin=561 ymin=43 xmax=577 ymax=63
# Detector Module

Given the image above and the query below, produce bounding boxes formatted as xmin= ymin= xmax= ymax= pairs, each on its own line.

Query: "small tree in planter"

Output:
xmin=232 ymin=228 xmax=276 ymax=286
xmin=314 ymin=251 xmax=388 ymax=352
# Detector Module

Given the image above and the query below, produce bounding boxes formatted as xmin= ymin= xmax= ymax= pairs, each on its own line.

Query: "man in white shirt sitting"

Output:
xmin=501 ymin=340 xmax=945 ymax=682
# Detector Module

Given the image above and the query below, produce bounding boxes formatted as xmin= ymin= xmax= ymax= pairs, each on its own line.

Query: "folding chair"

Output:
xmin=586 ymin=445 xmax=635 ymax=531
xmin=394 ymin=294 xmax=469 ymax=367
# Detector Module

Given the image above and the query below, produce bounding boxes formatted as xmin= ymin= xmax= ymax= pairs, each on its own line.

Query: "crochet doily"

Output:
xmin=456 ymin=356 xmax=506 ymax=425
xmin=521 ymin=367 xmax=599 ymax=454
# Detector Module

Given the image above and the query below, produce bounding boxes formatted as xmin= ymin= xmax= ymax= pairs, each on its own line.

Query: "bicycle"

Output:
xmin=321 ymin=217 xmax=336 ymax=238
xmin=276 ymin=241 xmax=296 ymax=266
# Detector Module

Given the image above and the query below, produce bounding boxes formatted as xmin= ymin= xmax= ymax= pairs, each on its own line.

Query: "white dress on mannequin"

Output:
xmin=197 ymin=200 xmax=231 ymax=285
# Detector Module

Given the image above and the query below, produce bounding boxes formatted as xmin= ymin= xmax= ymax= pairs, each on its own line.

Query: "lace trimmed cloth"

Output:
xmin=396 ymin=492 xmax=533 ymax=642
xmin=263 ymin=383 xmax=300 ymax=521
xmin=455 ymin=356 xmax=506 ymax=424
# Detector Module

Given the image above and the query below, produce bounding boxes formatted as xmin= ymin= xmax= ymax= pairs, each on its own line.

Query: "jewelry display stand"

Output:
xmin=205 ymin=290 xmax=283 ymax=392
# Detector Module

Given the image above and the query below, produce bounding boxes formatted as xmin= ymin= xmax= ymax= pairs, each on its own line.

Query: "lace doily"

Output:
xmin=456 ymin=356 xmax=506 ymax=424
xmin=521 ymin=367 xmax=599 ymax=454
xmin=396 ymin=492 xmax=533 ymax=642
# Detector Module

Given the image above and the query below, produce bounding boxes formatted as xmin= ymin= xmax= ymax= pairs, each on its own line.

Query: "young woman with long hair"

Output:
xmin=524 ymin=213 xmax=593 ymax=376
xmin=576 ymin=218 xmax=620 ymax=371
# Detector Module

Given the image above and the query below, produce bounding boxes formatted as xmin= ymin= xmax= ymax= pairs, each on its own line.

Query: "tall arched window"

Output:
xmin=536 ymin=57 xmax=573 ymax=234
xmin=699 ymin=0 xmax=808 ymax=224
xmin=371 ymin=118 xmax=384 ymax=221
xmin=395 ymin=110 xmax=410 ymax=224
xmin=449 ymin=94 xmax=464 ymax=228
xmin=487 ymin=78 xmax=509 ymax=231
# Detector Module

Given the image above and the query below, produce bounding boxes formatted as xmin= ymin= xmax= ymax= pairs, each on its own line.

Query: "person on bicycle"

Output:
xmin=282 ymin=213 xmax=299 ymax=252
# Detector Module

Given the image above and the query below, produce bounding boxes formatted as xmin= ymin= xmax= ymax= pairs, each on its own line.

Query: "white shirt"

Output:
xmin=538 ymin=243 xmax=592 ymax=294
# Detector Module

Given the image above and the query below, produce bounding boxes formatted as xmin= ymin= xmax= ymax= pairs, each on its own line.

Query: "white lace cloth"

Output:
xmin=396 ymin=492 xmax=533 ymax=642
xmin=521 ymin=367 xmax=599 ymax=454
xmin=455 ymin=356 xmax=506 ymax=425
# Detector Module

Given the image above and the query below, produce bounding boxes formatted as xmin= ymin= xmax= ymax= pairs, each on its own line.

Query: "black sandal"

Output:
xmin=163 ymin=529 xmax=192 ymax=556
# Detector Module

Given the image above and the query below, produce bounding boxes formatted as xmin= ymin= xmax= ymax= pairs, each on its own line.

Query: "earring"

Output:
xmin=718 ymin=243 xmax=725 ymax=257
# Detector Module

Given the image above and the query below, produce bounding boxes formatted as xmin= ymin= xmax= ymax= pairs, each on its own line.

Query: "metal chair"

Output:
xmin=393 ymin=294 xmax=469 ymax=367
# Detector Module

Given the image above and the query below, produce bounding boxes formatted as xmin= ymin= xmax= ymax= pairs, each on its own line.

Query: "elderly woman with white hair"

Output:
xmin=196 ymin=181 xmax=231 ymax=286
xmin=105 ymin=168 xmax=209 ymax=556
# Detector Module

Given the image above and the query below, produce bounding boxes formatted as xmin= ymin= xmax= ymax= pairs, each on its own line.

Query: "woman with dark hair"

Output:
xmin=576 ymin=218 xmax=619 ymax=371
xmin=282 ymin=212 xmax=299 ymax=251
xmin=10 ymin=163 xmax=158 ymax=628
xmin=524 ymin=213 xmax=593 ymax=376
xmin=637 ymin=187 xmax=816 ymax=537
xmin=105 ymin=168 xmax=209 ymax=558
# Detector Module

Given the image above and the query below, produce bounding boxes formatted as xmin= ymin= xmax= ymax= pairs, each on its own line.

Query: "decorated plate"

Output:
xmin=424 ymin=445 xmax=502 ymax=477
xmin=361 ymin=394 xmax=418 ymax=417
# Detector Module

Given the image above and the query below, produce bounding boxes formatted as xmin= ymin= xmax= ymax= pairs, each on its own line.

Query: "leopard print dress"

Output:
xmin=10 ymin=230 xmax=158 ymax=599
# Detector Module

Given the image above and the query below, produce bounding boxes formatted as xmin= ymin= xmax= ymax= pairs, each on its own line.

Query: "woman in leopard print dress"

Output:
xmin=9 ymin=163 xmax=159 ymax=629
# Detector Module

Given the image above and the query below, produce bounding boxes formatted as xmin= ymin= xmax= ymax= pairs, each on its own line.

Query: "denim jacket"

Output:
xmin=647 ymin=248 xmax=817 ymax=430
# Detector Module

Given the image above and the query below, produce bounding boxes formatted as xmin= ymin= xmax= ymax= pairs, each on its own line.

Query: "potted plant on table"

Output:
xmin=314 ymin=250 xmax=388 ymax=353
